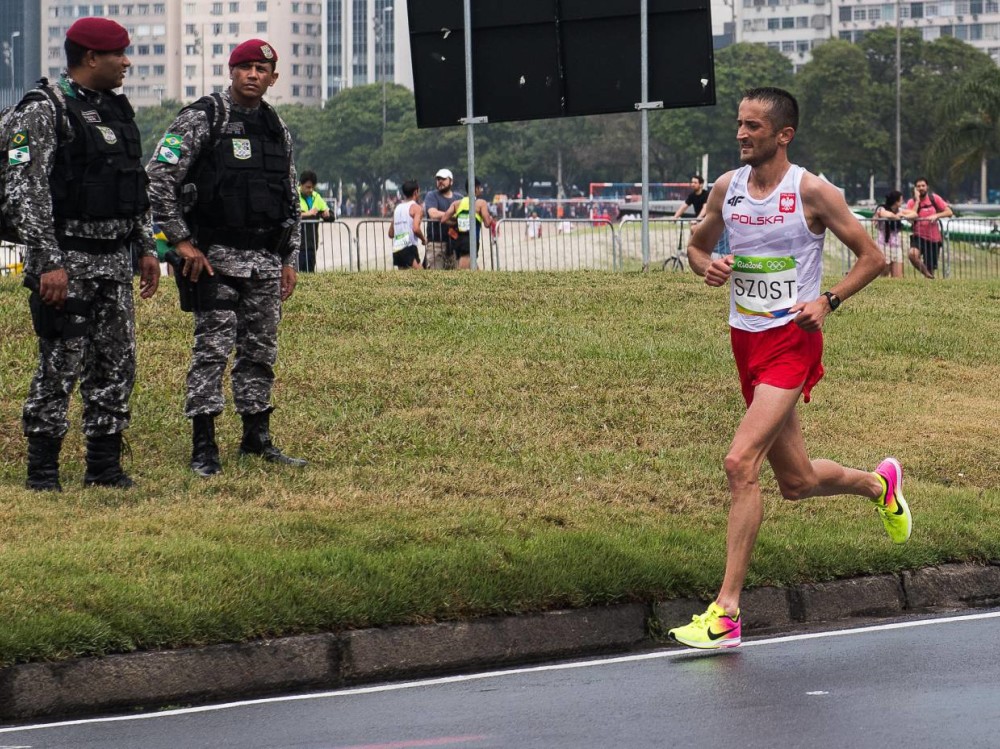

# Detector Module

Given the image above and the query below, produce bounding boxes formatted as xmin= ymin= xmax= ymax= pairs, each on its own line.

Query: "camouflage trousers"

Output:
xmin=22 ymin=278 xmax=136 ymax=439
xmin=185 ymin=273 xmax=281 ymax=418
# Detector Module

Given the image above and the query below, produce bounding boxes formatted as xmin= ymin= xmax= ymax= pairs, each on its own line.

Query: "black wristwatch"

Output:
xmin=822 ymin=291 xmax=841 ymax=311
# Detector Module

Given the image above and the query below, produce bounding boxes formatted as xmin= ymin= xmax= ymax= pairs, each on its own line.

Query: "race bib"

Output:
xmin=393 ymin=231 xmax=410 ymax=251
xmin=457 ymin=215 xmax=470 ymax=232
xmin=732 ymin=254 xmax=797 ymax=318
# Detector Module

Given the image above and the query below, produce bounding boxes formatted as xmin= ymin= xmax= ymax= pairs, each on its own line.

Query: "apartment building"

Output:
xmin=37 ymin=0 xmax=412 ymax=109
xmin=737 ymin=0 xmax=833 ymax=70
xmin=835 ymin=0 xmax=1000 ymax=65
xmin=738 ymin=0 xmax=1000 ymax=69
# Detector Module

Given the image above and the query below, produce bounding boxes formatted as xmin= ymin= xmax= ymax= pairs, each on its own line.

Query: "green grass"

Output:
xmin=0 ymin=270 xmax=997 ymax=666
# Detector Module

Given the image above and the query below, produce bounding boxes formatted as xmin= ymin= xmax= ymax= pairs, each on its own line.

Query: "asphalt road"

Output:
xmin=3 ymin=610 xmax=999 ymax=749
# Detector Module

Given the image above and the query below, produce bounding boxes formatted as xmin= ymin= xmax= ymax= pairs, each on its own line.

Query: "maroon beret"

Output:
xmin=229 ymin=39 xmax=278 ymax=67
xmin=66 ymin=17 xmax=130 ymax=52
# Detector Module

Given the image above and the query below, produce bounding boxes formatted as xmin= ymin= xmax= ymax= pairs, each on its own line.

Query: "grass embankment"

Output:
xmin=0 ymin=271 xmax=997 ymax=666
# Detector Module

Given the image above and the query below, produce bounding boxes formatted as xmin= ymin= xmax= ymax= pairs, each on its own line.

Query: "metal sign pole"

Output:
xmin=636 ymin=0 xmax=663 ymax=272
xmin=460 ymin=0 xmax=487 ymax=270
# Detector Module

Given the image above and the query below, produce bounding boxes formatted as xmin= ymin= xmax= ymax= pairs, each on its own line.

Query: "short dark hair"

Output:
xmin=914 ymin=177 xmax=929 ymax=185
xmin=299 ymin=170 xmax=318 ymax=186
xmin=401 ymin=180 xmax=419 ymax=198
xmin=64 ymin=38 xmax=90 ymax=68
xmin=691 ymin=174 xmax=704 ymax=184
xmin=743 ymin=86 xmax=799 ymax=132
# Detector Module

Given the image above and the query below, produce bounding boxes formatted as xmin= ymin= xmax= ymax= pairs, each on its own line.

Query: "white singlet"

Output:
xmin=722 ymin=164 xmax=826 ymax=333
xmin=392 ymin=200 xmax=418 ymax=251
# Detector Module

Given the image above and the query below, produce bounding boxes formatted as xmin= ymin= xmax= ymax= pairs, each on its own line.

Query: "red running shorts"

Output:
xmin=730 ymin=323 xmax=824 ymax=407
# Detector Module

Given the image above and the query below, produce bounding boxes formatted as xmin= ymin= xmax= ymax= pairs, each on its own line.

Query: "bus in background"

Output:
xmin=588 ymin=182 xmax=705 ymax=222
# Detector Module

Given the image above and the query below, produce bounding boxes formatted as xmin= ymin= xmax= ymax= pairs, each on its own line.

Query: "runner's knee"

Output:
xmin=776 ymin=475 xmax=816 ymax=501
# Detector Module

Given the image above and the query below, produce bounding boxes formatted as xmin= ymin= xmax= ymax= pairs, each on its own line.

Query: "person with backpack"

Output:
xmin=902 ymin=178 xmax=953 ymax=279
xmin=146 ymin=39 xmax=305 ymax=478
xmin=5 ymin=17 xmax=160 ymax=492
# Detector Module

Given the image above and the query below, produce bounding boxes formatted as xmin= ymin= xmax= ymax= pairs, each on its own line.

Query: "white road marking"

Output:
xmin=3 ymin=609 xmax=999 ymax=734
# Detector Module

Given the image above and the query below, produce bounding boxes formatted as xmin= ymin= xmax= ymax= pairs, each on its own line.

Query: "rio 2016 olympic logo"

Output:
xmin=766 ymin=260 xmax=789 ymax=271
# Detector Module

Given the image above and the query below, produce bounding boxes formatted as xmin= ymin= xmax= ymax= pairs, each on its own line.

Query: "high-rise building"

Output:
xmin=323 ymin=0 xmax=411 ymax=98
xmin=1 ymin=0 xmax=41 ymax=108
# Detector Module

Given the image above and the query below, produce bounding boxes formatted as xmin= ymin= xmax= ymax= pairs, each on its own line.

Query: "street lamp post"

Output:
xmin=896 ymin=0 xmax=903 ymax=191
xmin=10 ymin=31 xmax=20 ymax=92
xmin=381 ymin=6 xmax=393 ymax=132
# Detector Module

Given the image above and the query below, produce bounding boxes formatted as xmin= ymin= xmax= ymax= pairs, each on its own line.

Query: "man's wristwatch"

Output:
xmin=822 ymin=291 xmax=841 ymax=311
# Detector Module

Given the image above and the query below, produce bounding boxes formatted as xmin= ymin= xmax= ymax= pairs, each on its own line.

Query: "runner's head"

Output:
xmin=737 ymin=87 xmax=798 ymax=167
xmin=401 ymin=180 xmax=419 ymax=199
xmin=742 ymin=87 xmax=798 ymax=132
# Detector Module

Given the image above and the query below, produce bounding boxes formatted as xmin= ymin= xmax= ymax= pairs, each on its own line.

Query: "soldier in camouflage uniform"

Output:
xmin=8 ymin=17 xmax=160 ymax=491
xmin=146 ymin=38 xmax=305 ymax=477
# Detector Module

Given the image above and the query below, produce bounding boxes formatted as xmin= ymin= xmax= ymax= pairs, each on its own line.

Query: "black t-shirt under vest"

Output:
xmin=186 ymin=98 xmax=294 ymax=235
xmin=49 ymin=90 xmax=150 ymax=223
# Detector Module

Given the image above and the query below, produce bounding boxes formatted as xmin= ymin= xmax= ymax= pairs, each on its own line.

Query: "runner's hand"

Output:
xmin=704 ymin=254 xmax=733 ymax=287
xmin=791 ymin=297 xmax=829 ymax=332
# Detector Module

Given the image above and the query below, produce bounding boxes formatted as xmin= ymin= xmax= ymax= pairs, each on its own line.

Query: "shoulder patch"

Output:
xmin=156 ymin=132 xmax=183 ymax=164
xmin=8 ymin=130 xmax=30 ymax=165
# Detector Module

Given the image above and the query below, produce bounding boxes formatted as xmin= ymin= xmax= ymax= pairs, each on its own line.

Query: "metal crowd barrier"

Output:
xmin=299 ymin=219 xmax=356 ymax=272
xmin=1 ymin=242 xmax=23 ymax=276
xmin=2 ymin=216 xmax=998 ymax=280
xmin=855 ymin=216 xmax=1000 ymax=281
xmin=489 ymin=218 xmax=618 ymax=271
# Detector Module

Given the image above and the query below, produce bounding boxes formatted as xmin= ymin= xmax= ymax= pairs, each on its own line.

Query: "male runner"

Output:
xmin=667 ymin=87 xmax=912 ymax=649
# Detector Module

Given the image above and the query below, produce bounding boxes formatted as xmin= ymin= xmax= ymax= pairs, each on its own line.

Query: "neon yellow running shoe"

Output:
xmin=874 ymin=457 xmax=911 ymax=544
xmin=668 ymin=602 xmax=742 ymax=649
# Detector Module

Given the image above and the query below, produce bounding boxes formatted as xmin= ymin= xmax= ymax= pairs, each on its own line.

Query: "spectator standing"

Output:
xmin=8 ymin=17 xmax=160 ymax=491
xmin=441 ymin=178 xmax=493 ymax=270
xmin=297 ymin=170 xmax=330 ymax=272
xmin=388 ymin=180 xmax=426 ymax=269
xmin=423 ymin=168 xmax=463 ymax=269
xmin=146 ymin=38 xmax=305 ymax=477
xmin=903 ymin=178 xmax=952 ymax=279
xmin=874 ymin=190 xmax=905 ymax=278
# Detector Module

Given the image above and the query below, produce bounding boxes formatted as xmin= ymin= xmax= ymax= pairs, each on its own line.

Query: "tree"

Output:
xmin=795 ymin=40 xmax=888 ymax=196
xmin=649 ymin=43 xmax=794 ymax=181
xmin=925 ymin=68 xmax=1000 ymax=201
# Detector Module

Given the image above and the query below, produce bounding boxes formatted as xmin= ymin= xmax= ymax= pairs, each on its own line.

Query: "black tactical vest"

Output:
xmin=186 ymin=98 xmax=294 ymax=237
xmin=49 ymin=90 xmax=150 ymax=223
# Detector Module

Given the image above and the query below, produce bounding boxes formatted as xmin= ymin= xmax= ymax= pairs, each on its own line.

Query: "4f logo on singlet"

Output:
xmin=779 ymin=193 xmax=796 ymax=213
xmin=727 ymin=195 xmax=745 ymax=207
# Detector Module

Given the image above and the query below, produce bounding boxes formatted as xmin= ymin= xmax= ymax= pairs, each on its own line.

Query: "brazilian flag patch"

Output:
xmin=156 ymin=132 xmax=182 ymax=164
xmin=8 ymin=130 xmax=30 ymax=166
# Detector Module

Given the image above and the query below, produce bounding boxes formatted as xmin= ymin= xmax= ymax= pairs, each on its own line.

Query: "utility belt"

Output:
xmin=56 ymin=234 xmax=126 ymax=255
xmin=23 ymin=274 xmax=92 ymax=340
xmin=193 ymin=226 xmax=284 ymax=252
xmin=163 ymin=249 xmax=239 ymax=313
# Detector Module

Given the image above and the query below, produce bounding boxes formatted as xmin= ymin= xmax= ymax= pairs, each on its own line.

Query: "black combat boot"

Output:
xmin=191 ymin=414 xmax=222 ymax=477
xmin=26 ymin=435 xmax=63 ymax=492
xmin=84 ymin=433 xmax=134 ymax=488
xmin=238 ymin=410 xmax=307 ymax=467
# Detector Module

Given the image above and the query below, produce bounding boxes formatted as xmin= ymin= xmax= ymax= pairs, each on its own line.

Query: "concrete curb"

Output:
xmin=2 ymin=561 xmax=998 ymax=722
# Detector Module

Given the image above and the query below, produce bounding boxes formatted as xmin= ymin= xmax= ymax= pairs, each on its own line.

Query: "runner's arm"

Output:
xmin=687 ymin=173 xmax=734 ymax=286
xmin=411 ymin=203 xmax=426 ymax=244
xmin=792 ymin=173 xmax=884 ymax=330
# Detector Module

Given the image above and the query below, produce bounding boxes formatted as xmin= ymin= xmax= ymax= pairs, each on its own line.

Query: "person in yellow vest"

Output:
xmin=441 ymin=178 xmax=492 ymax=270
xmin=298 ymin=170 xmax=330 ymax=271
